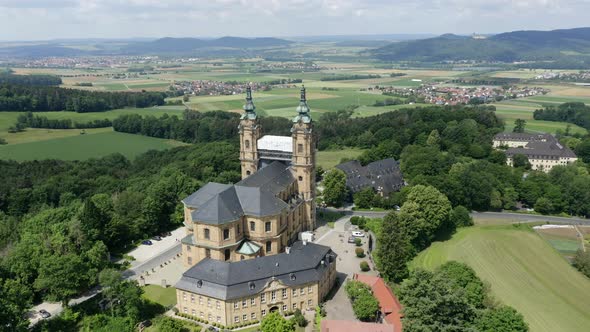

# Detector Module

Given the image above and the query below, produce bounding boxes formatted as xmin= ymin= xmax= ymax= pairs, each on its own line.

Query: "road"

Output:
xmin=29 ymin=230 xmax=183 ymax=326
xmin=320 ymin=207 xmax=590 ymax=225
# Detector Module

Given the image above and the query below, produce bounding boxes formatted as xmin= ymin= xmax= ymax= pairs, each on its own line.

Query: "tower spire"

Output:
xmin=242 ymin=85 xmax=257 ymax=119
xmin=294 ymin=85 xmax=312 ymax=123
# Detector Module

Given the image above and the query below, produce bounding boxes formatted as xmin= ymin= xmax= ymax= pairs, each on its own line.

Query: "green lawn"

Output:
xmin=0 ymin=130 xmax=186 ymax=161
xmin=411 ymin=225 xmax=590 ymax=332
xmin=316 ymin=148 xmax=364 ymax=169
xmin=142 ymin=285 xmax=177 ymax=307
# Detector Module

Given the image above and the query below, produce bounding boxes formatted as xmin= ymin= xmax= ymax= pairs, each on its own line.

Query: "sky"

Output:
xmin=0 ymin=0 xmax=589 ymax=41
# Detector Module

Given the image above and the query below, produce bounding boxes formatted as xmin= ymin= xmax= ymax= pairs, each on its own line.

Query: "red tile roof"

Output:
xmin=321 ymin=320 xmax=395 ymax=332
xmin=353 ymin=274 xmax=403 ymax=331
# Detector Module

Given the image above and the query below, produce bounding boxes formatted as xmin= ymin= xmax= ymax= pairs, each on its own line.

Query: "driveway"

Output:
xmin=314 ymin=216 xmax=378 ymax=322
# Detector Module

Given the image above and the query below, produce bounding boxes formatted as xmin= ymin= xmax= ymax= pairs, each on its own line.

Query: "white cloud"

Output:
xmin=0 ymin=0 xmax=588 ymax=40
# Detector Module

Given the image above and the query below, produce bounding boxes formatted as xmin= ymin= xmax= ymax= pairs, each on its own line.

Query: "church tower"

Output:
xmin=239 ymin=86 xmax=261 ymax=179
xmin=291 ymin=86 xmax=316 ymax=231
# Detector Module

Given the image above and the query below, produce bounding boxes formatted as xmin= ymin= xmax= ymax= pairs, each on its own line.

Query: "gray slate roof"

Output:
xmin=335 ymin=158 xmax=404 ymax=196
xmin=494 ymin=133 xmax=553 ymax=142
xmin=503 ymin=135 xmax=577 ymax=159
xmin=182 ymin=161 xmax=294 ymax=225
xmin=175 ymin=241 xmax=336 ymax=301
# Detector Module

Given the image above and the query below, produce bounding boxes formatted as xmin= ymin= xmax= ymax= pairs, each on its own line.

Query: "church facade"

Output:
xmin=175 ymin=87 xmax=336 ymax=328
xmin=180 ymin=86 xmax=317 ymax=266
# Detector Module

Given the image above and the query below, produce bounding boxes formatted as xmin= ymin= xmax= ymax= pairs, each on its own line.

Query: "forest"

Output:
xmin=0 ymin=83 xmax=166 ymax=113
xmin=0 ymin=71 xmax=62 ymax=86
xmin=13 ymin=112 xmax=112 ymax=130
xmin=533 ymin=102 xmax=590 ymax=130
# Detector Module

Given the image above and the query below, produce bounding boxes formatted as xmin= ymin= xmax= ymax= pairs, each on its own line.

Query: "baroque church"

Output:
xmin=180 ymin=86 xmax=317 ymax=266
xmin=175 ymin=87 xmax=336 ymax=327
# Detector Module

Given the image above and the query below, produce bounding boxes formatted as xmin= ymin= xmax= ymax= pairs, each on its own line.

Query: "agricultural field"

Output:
xmin=0 ymin=130 xmax=186 ymax=161
xmin=411 ymin=223 xmax=590 ymax=332
xmin=316 ymin=148 xmax=364 ymax=169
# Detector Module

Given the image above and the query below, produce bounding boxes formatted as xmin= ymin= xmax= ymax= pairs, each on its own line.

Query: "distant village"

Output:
xmin=535 ymin=71 xmax=590 ymax=83
xmin=373 ymin=84 xmax=549 ymax=105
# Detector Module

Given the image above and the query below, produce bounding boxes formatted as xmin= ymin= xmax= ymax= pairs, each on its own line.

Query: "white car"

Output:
xmin=352 ymin=231 xmax=365 ymax=238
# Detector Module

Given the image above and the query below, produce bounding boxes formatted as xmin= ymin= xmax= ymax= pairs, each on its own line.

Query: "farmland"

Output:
xmin=411 ymin=223 xmax=590 ymax=332
xmin=0 ymin=130 xmax=186 ymax=161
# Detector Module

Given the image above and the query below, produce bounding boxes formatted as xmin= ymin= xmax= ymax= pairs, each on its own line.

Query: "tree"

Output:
xmin=158 ymin=317 xmax=186 ymax=332
xmin=261 ymin=311 xmax=295 ymax=332
xmin=34 ymin=254 xmax=89 ymax=306
xmin=475 ymin=306 xmax=529 ymax=332
xmin=323 ymin=169 xmax=348 ymax=207
xmin=353 ymin=187 xmax=375 ymax=209
xmin=451 ymin=205 xmax=473 ymax=227
xmin=438 ymin=261 xmax=486 ymax=309
xmin=291 ymin=309 xmax=307 ymax=327
xmin=398 ymin=185 xmax=452 ymax=249
xmin=0 ymin=278 xmax=31 ymax=332
xmin=572 ymin=249 xmax=590 ymax=278
xmin=513 ymin=119 xmax=526 ymax=133
xmin=426 ymin=129 xmax=441 ymax=148
xmin=352 ymin=291 xmax=380 ymax=321
xmin=376 ymin=213 xmax=415 ymax=282
xmin=512 ymin=154 xmax=531 ymax=170
xmin=534 ymin=197 xmax=553 ymax=215
xmin=501 ymin=187 xmax=518 ymax=210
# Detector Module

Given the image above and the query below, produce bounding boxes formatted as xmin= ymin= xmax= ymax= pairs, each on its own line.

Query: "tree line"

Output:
xmin=12 ymin=112 xmax=112 ymax=131
xmin=0 ymin=83 xmax=166 ymax=113
xmin=0 ymin=71 xmax=62 ymax=86
xmin=0 ymin=141 xmax=241 ymax=329
xmin=533 ymin=102 xmax=590 ymax=131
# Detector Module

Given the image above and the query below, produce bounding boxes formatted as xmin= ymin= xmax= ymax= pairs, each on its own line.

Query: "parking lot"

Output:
xmin=314 ymin=216 xmax=379 ymax=321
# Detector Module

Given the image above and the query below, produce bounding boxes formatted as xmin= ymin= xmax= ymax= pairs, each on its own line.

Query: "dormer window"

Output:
xmin=197 ymin=280 xmax=203 ymax=288
xmin=249 ymin=282 xmax=255 ymax=290
xmin=290 ymin=273 xmax=296 ymax=281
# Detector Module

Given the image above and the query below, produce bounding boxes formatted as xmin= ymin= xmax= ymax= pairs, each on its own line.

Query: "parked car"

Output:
xmin=347 ymin=236 xmax=356 ymax=243
xmin=138 ymin=320 xmax=152 ymax=328
xmin=352 ymin=231 xmax=365 ymax=238
xmin=39 ymin=309 xmax=51 ymax=319
xmin=151 ymin=235 xmax=162 ymax=241
xmin=141 ymin=240 xmax=153 ymax=245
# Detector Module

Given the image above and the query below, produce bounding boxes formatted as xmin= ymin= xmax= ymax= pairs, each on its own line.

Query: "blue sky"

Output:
xmin=0 ymin=0 xmax=588 ymax=40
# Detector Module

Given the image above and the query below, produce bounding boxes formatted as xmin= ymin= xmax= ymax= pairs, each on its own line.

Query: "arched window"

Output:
xmin=204 ymin=228 xmax=210 ymax=240
xmin=246 ymin=170 xmax=251 ymax=175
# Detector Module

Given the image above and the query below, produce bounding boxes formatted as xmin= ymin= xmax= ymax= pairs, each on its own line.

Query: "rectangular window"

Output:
xmin=242 ymin=300 xmax=247 ymax=308
xmin=271 ymin=290 xmax=276 ymax=301
xmin=217 ymin=316 xmax=221 ymax=323
xmin=187 ymin=256 xmax=192 ymax=265
xmin=190 ymin=294 xmax=195 ymax=303
xmin=308 ymin=299 xmax=312 ymax=306
xmin=207 ymin=299 xmax=211 ymax=307
xmin=292 ymin=289 xmax=297 ymax=297
xmin=243 ymin=314 xmax=248 ymax=321
xmin=191 ymin=309 xmax=196 ymax=315
xmin=265 ymin=221 xmax=271 ymax=232
xmin=204 ymin=228 xmax=210 ymax=240
xmin=205 ymin=249 xmax=211 ymax=258
xmin=308 ymin=286 xmax=313 ymax=293
xmin=300 ymin=288 xmax=305 ymax=295
xmin=183 ymin=307 xmax=188 ymax=313
xmin=262 ymin=309 xmax=267 ymax=316
xmin=251 ymin=313 xmax=256 ymax=320
xmin=266 ymin=241 xmax=272 ymax=253
xmin=237 ymin=224 xmax=241 ymax=235
xmin=186 ymin=245 xmax=190 ymax=251
xmin=282 ymin=289 xmax=287 ymax=299
xmin=282 ymin=304 xmax=287 ymax=311
xmin=208 ymin=314 xmax=212 ymax=322
xmin=234 ymin=302 xmax=239 ymax=309
xmin=293 ymin=303 xmax=297 ymax=310
xmin=251 ymin=298 xmax=255 ymax=306
xmin=200 ymin=312 xmax=204 ymax=318
xmin=216 ymin=301 xmax=220 ymax=309
xmin=261 ymin=293 xmax=266 ymax=303
xmin=298 ymin=144 xmax=303 ymax=153
xmin=199 ymin=296 xmax=203 ymax=305
xmin=250 ymin=221 xmax=256 ymax=231
xmin=223 ymin=228 xmax=230 ymax=240
xmin=182 ymin=292 xmax=187 ymax=301
xmin=235 ymin=316 xmax=239 ymax=323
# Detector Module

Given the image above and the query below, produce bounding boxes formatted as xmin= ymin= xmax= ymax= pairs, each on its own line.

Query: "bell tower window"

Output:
xmin=245 ymin=140 xmax=250 ymax=149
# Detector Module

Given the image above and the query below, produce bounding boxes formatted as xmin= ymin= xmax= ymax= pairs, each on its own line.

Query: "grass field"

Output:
xmin=142 ymin=285 xmax=177 ymax=307
xmin=316 ymin=148 xmax=364 ymax=169
xmin=0 ymin=130 xmax=186 ymax=161
xmin=411 ymin=224 xmax=590 ymax=332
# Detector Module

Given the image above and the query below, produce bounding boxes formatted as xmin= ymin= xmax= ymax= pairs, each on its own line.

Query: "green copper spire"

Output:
xmin=242 ymin=85 xmax=257 ymax=120
xmin=293 ymin=85 xmax=312 ymax=123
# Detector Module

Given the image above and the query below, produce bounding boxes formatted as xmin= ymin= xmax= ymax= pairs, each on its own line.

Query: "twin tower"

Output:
xmin=238 ymin=86 xmax=316 ymax=230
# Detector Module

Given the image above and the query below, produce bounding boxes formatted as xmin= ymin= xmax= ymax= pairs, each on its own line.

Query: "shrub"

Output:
xmin=354 ymin=238 xmax=362 ymax=247
xmin=355 ymin=248 xmax=365 ymax=258
xmin=292 ymin=309 xmax=308 ymax=327
xmin=360 ymin=261 xmax=370 ymax=271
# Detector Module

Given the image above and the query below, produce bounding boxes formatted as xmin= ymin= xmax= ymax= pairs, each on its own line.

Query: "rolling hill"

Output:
xmin=123 ymin=36 xmax=293 ymax=54
xmin=372 ymin=27 xmax=590 ymax=65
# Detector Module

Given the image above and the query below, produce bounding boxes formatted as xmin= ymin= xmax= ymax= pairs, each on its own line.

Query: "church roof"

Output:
xmin=182 ymin=161 xmax=295 ymax=225
xmin=335 ymin=158 xmax=404 ymax=195
xmin=175 ymin=241 xmax=336 ymax=300
xmin=258 ymin=135 xmax=293 ymax=153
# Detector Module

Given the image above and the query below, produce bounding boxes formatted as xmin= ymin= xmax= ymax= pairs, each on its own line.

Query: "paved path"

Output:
xmin=29 ymin=227 xmax=185 ymax=326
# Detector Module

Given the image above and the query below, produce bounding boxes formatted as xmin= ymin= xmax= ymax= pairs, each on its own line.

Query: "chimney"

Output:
xmin=285 ymin=247 xmax=291 ymax=254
